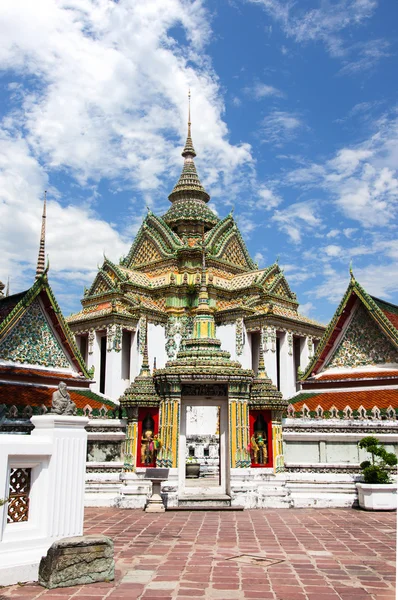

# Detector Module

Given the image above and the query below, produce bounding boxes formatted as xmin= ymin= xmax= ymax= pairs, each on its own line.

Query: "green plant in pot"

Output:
xmin=356 ymin=436 xmax=397 ymax=511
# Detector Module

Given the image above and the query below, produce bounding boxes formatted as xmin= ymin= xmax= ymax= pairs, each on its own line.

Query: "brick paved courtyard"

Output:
xmin=1 ymin=508 xmax=396 ymax=600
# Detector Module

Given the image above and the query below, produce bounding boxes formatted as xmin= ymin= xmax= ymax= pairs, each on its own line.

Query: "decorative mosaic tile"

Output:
xmin=327 ymin=304 xmax=398 ymax=369
xmin=0 ymin=298 xmax=71 ymax=369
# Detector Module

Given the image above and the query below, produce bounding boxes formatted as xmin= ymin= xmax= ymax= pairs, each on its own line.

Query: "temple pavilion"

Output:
xmin=67 ymin=101 xmax=325 ymax=503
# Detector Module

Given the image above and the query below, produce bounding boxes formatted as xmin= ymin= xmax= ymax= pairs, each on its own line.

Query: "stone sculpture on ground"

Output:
xmin=38 ymin=535 xmax=114 ymax=589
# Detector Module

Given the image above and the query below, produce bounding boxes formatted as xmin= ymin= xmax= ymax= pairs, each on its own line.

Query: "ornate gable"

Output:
xmin=132 ymin=236 xmax=164 ymax=267
xmin=267 ymin=272 xmax=296 ymax=300
xmin=210 ymin=222 xmax=255 ymax=271
xmin=0 ymin=297 xmax=72 ymax=369
xmin=326 ymin=303 xmax=398 ymax=369
xmin=302 ymin=276 xmax=398 ymax=380
xmin=122 ymin=214 xmax=182 ymax=269
xmin=88 ymin=270 xmax=117 ymax=296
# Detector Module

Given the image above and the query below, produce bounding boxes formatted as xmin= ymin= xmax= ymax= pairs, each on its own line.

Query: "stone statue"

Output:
xmin=51 ymin=382 xmax=76 ymax=416
xmin=140 ymin=414 xmax=162 ymax=465
xmin=250 ymin=414 xmax=268 ymax=465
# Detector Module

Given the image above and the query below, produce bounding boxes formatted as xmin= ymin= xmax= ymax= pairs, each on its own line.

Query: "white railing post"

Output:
xmin=30 ymin=415 xmax=89 ymax=540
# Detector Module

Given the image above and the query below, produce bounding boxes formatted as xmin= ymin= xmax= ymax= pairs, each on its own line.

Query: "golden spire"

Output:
xmin=140 ymin=318 xmax=151 ymax=376
xmin=35 ymin=191 xmax=47 ymax=279
xmin=182 ymin=89 xmax=196 ymax=158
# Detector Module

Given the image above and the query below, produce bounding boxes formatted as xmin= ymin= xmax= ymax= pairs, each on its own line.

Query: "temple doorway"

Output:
xmin=179 ymin=397 xmax=229 ymax=496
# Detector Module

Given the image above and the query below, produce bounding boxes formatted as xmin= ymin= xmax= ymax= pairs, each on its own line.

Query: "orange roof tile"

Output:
xmin=0 ymin=383 xmax=115 ymax=411
xmin=293 ymin=389 xmax=398 ymax=412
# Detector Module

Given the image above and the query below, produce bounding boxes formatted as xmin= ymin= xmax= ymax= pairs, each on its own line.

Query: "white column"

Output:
xmin=105 ymin=325 xmax=123 ymax=400
xmin=30 ymin=415 xmax=89 ymax=540
xmin=148 ymin=323 xmax=167 ymax=370
xmin=87 ymin=329 xmax=101 ymax=393
xmin=130 ymin=328 xmax=140 ymax=381
xmin=263 ymin=326 xmax=278 ymax=387
xmin=299 ymin=336 xmax=312 ymax=373
xmin=279 ymin=331 xmax=296 ymax=400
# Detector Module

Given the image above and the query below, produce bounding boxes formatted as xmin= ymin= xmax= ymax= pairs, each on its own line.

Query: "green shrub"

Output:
xmin=358 ymin=436 xmax=397 ymax=484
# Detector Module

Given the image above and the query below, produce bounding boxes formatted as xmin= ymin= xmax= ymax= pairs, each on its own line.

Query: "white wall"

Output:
xmin=0 ymin=415 xmax=88 ymax=586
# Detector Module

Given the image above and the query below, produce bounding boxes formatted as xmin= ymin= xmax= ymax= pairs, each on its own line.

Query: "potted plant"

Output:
xmin=186 ymin=455 xmax=200 ymax=479
xmin=356 ymin=436 xmax=397 ymax=511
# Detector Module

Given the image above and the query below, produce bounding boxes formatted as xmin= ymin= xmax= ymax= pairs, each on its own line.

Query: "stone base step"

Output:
xmin=167 ymin=505 xmax=244 ymax=511
xmin=176 ymin=494 xmax=234 ymax=509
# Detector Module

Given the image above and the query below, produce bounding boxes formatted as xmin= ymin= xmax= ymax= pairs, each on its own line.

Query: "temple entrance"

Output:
xmin=179 ymin=397 xmax=229 ymax=496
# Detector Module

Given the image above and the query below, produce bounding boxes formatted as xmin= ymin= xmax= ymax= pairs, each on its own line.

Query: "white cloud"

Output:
xmin=250 ymin=0 xmax=378 ymax=58
xmin=0 ymin=0 xmax=253 ymax=194
xmin=236 ymin=214 xmax=258 ymax=236
xmin=256 ymin=186 xmax=282 ymax=210
xmin=261 ymin=110 xmax=303 ymax=145
xmin=286 ymin=110 xmax=398 ymax=228
xmin=0 ymin=130 xmax=130 ymax=295
xmin=311 ymin=262 xmax=398 ymax=303
xmin=254 ymin=251 xmax=266 ymax=267
xmin=272 ymin=200 xmax=322 ymax=243
xmin=243 ymin=82 xmax=284 ymax=100
xmin=339 ymin=39 xmax=391 ymax=75
xmin=324 ymin=244 xmax=343 ymax=257
xmin=299 ymin=301 xmax=315 ymax=316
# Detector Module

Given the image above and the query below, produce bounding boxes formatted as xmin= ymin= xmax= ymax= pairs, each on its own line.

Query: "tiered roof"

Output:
xmin=68 ymin=103 xmax=324 ymax=338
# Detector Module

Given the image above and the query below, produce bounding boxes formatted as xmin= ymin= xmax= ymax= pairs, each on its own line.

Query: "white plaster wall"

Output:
xmin=217 ymin=323 xmax=236 ymax=358
xmin=186 ymin=406 xmax=218 ymax=435
xmin=130 ymin=329 xmax=140 ymax=381
xmin=87 ymin=331 xmax=101 ymax=393
xmin=279 ymin=332 xmax=296 ymax=399
xmin=149 ymin=323 xmax=166 ymax=369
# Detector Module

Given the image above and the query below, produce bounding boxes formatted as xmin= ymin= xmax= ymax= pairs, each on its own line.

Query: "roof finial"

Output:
xmin=349 ymin=259 xmax=355 ymax=282
xmin=35 ymin=191 xmax=47 ymax=279
xmin=5 ymin=277 xmax=9 ymax=297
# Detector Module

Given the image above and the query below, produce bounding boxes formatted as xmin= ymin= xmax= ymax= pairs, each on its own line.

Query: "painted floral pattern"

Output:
xmin=327 ymin=304 xmax=398 ymax=369
xmin=0 ymin=299 xmax=71 ymax=368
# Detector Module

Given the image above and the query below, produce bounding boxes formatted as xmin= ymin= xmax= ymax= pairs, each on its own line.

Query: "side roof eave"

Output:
xmin=301 ymin=277 xmax=398 ymax=380
xmin=0 ymin=275 xmax=90 ymax=379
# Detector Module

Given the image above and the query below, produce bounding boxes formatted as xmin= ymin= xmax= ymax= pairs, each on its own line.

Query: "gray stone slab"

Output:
xmin=39 ymin=535 xmax=114 ymax=589
xmin=122 ymin=569 xmax=155 ymax=583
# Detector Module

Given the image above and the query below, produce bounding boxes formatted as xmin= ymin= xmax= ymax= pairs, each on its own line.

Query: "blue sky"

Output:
xmin=0 ymin=0 xmax=397 ymax=325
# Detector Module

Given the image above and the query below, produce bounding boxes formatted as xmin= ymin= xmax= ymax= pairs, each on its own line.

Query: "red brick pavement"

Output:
xmin=0 ymin=508 xmax=396 ymax=600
